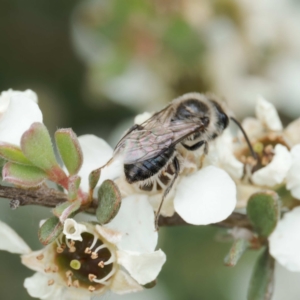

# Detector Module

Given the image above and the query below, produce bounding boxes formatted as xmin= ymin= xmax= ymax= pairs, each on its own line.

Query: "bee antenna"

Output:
xmin=230 ymin=117 xmax=257 ymax=160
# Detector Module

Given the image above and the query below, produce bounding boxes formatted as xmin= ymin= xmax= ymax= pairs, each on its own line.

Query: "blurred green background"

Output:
xmin=1 ymin=0 xmax=300 ymax=299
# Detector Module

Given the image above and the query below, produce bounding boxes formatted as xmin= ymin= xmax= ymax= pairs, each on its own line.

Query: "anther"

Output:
xmin=36 ymin=254 xmax=44 ymax=260
xmin=91 ymin=252 xmax=98 ymax=259
xmin=69 ymin=246 xmax=76 ymax=253
xmin=84 ymin=247 xmax=92 ymax=254
xmin=48 ymin=279 xmax=54 ymax=286
xmin=66 ymin=270 xmax=73 ymax=278
xmin=88 ymin=274 xmax=97 ymax=282
xmin=52 ymin=265 xmax=59 ymax=273
xmin=44 ymin=267 xmax=51 ymax=273
xmin=88 ymin=286 xmax=95 ymax=292
xmin=56 ymin=247 xmax=64 ymax=253
xmin=73 ymin=280 xmax=80 ymax=288
xmin=98 ymin=261 xmax=104 ymax=268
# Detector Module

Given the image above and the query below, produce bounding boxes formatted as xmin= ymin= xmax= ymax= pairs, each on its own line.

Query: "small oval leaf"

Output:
xmin=2 ymin=162 xmax=47 ymax=187
xmin=21 ymin=122 xmax=58 ymax=171
xmin=247 ymin=247 xmax=275 ymax=300
xmin=96 ymin=180 xmax=122 ymax=224
xmin=0 ymin=142 xmax=33 ymax=165
xmin=89 ymin=168 xmax=101 ymax=191
xmin=55 ymin=129 xmax=83 ymax=175
xmin=38 ymin=216 xmax=63 ymax=245
xmin=53 ymin=199 xmax=81 ymax=223
xmin=247 ymin=191 xmax=280 ymax=238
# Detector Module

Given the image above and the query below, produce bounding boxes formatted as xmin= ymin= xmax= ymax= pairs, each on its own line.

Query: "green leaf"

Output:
xmin=224 ymin=238 xmax=249 ymax=267
xmin=247 ymin=247 xmax=275 ymax=300
xmin=2 ymin=162 xmax=47 ymax=187
xmin=53 ymin=199 xmax=81 ymax=222
xmin=38 ymin=216 xmax=63 ymax=245
xmin=0 ymin=142 xmax=33 ymax=165
xmin=21 ymin=122 xmax=59 ymax=171
xmin=246 ymin=191 xmax=280 ymax=238
xmin=96 ymin=180 xmax=122 ymax=224
xmin=55 ymin=129 xmax=83 ymax=175
xmin=68 ymin=175 xmax=81 ymax=201
xmin=89 ymin=168 xmax=101 ymax=191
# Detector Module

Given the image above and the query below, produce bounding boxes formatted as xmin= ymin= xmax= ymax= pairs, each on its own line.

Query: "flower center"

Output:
xmin=237 ymin=134 xmax=289 ymax=173
xmin=54 ymin=232 xmax=116 ymax=292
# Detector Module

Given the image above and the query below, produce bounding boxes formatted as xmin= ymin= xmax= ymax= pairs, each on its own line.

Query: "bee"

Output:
xmin=97 ymin=92 xmax=255 ymax=227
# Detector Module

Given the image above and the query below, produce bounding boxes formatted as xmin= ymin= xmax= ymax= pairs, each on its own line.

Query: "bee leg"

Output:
xmin=182 ymin=140 xmax=205 ymax=151
xmin=155 ymin=157 xmax=180 ymax=230
xmin=200 ymin=141 xmax=209 ymax=168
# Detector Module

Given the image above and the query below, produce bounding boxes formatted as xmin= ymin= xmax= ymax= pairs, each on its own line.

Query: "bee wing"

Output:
xmin=115 ymin=120 xmax=202 ymax=164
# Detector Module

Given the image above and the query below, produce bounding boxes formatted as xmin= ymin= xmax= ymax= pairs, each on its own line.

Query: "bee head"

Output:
xmin=174 ymin=98 xmax=210 ymax=127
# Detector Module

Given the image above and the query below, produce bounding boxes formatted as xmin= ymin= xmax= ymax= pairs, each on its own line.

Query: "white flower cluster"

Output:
xmin=0 ymin=89 xmax=300 ymax=299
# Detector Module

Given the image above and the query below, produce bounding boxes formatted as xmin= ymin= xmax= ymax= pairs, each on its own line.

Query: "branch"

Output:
xmin=0 ymin=184 xmax=68 ymax=208
xmin=0 ymin=184 xmax=252 ymax=229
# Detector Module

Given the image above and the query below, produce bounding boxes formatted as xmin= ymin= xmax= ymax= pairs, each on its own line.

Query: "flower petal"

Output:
xmin=78 ymin=135 xmax=122 ymax=192
xmin=286 ymin=144 xmax=300 ymax=199
xmin=110 ymin=270 xmax=143 ymax=294
xmin=269 ymin=207 xmax=300 ymax=272
xmin=241 ymin=117 xmax=264 ymax=140
xmin=117 ymin=249 xmax=166 ymax=285
xmin=21 ymin=249 xmax=47 ymax=273
xmin=214 ymin=130 xmax=244 ymax=179
xmin=0 ymin=92 xmax=42 ymax=146
xmin=24 ymin=272 xmax=63 ymax=300
xmin=105 ymin=195 xmax=158 ymax=253
xmin=95 ymin=225 xmax=122 ymax=245
xmin=0 ymin=220 xmax=31 ymax=254
xmin=284 ymin=118 xmax=300 ymax=146
xmin=0 ymin=89 xmax=37 ymax=113
xmin=252 ymin=144 xmax=291 ymax=187
xmin=174 ymin=166 xmax=237 ymax=225
xmin=256 ymin=96 xmax=282 ymax=131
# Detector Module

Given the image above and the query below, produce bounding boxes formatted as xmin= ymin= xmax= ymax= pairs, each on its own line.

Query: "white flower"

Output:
xmin=214 ymin=96 xmax=298 ymax=207
xmin=269 ymin=207 xmax=300 ymax=272
xmin=0 ymin=196 xmax=166 ymax=299
xmin=0 ymin=89 xmax=43 ymax=146
xmin=286 ymin=144 xmax=300 ymax=199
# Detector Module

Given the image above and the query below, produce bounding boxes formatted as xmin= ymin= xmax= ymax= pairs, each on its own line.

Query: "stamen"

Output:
xmin=52 ymin=265 xmax=59 ymax=273
xmin=94 ymin=244 xmax=106 ymax=253
xmin=88 ymin=286 xmax=95 ymax=292
xmin=88 ymin=274 xmax=97 ymax=282
xmin=44 ymin=267 xmax=52 ymax=273
xmin=56 ymin=247 xmax=64 ymax=254
xmin=67 ymin=276 xmax=72 ymax=287
xmin=91 ymin=252 xmax=98 ymax=259
xmin=92 ymin=266 xmax=116 ymax=285
xmin=89 ymin=234 xmax=98 ymax=251
xmin=69 ymin=246 xmax=76 ymax=253
xmin=36 ymin=254 xmax=44 ymax=260
xmin=65 ymin=239 xmax=72 ymax=249
xmin=103 ymin=251 xmax=115 ymax=265
xmin=98 ymin=261 xmax=104 ymax=268
xmin=84 ymin=247 xmax=92 ymax=254
xmin=73 ymin=280 xmax=79 ymax=288
xmin=66 ymin=270 xmax=73 ymax=278
xmin=48 ymin=279 xmax=54 ymax=286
